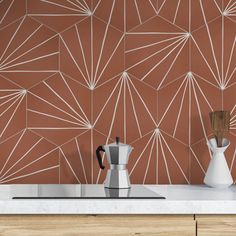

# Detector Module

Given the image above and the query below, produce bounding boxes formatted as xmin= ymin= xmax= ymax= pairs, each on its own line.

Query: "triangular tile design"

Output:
xmin=0 ymin=0 xmax=235 ymax=184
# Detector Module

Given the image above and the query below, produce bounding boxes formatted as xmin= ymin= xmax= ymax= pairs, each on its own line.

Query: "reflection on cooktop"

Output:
xmin=12 ymin=185 xmax=165 ymax=199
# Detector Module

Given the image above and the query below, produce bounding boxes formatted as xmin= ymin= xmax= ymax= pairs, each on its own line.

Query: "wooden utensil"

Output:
xmin=209 ymin=110 xmax=230 ymax=147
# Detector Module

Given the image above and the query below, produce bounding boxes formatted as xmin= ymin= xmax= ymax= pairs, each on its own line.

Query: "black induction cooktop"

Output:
xmin=12 ymin=185 xmax=165 ymax=199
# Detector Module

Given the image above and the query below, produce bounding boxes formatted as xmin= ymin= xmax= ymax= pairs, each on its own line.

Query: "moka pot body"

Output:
xmin=96 ymin=137 xmax=133 ymax=189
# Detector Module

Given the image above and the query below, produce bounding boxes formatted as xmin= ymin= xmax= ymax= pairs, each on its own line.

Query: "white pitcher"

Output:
xmin=204 ymin=138 xmax=233 ymax=189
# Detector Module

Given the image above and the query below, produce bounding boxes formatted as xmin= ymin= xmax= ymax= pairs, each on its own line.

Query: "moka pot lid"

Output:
xmin=103 ymin=137 xmax=133 ymax=150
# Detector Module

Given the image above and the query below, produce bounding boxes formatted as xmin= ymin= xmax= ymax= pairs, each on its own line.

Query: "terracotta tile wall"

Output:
xmin=0 ymin=0 xmax=235 ymax=184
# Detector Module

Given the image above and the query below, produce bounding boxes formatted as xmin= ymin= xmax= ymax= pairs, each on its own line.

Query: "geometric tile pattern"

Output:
xmin=0 ymin=0 xmax=235 ymax=184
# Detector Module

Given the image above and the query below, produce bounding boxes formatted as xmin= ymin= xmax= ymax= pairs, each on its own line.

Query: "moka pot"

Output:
xmin=96 ymin=137 xmax=133 ymax=189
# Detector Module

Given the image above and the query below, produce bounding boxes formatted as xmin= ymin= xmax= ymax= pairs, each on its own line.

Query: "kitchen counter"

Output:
xmin=0 ymin=184 xmax=236 ymax=214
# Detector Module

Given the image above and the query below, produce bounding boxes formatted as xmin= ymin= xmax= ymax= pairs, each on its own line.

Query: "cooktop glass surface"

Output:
xmin=12 ymin=185 xmax=165 ymax=199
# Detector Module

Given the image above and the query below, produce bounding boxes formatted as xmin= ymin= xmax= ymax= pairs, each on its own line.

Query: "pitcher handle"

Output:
xmin=96 ymin=146 xmax=105 ymax=169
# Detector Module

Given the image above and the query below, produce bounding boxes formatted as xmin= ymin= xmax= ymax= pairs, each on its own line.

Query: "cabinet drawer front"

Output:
xmin=196 ymin=215 xmax=236 ymax=236
xmin=0 ymin=215 xmax=195 ymax=236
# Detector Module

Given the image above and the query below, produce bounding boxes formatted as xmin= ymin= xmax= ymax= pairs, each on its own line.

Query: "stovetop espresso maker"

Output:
xmin=96 ymin=137 xmax=133 ymax=189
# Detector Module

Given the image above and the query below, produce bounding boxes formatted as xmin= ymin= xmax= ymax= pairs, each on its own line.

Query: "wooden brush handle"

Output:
xmin=216 ymin=132 xmax=224 ymax=147
xmin=209 ymin=111 xmax=230 ymax=147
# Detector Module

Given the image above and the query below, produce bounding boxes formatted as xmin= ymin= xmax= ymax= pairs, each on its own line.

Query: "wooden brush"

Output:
xmin=209 ymin=110 xmax=230 ymax=147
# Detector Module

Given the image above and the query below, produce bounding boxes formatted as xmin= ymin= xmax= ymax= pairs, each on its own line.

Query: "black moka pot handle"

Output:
xmin=96 ymin=145 xmax=105 ymax=169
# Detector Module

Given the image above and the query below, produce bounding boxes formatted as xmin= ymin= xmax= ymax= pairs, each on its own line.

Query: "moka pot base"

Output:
xmin=104 ymin=166 xmax=131 ymax=189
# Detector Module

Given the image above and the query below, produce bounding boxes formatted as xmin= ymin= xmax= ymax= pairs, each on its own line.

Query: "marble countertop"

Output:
xmin=0 ymin=184 xmax=236 ymax=214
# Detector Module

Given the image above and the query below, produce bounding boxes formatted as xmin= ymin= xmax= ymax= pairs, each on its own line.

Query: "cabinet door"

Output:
xmin=196 ymin=215 xmax=236 ymax=236
xmin=0 ymin=215 xmax=196 ymax=236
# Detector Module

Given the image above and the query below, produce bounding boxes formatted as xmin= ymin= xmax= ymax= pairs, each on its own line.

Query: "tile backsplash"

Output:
xmin=0 ymin=0 xmax=235 ymax=184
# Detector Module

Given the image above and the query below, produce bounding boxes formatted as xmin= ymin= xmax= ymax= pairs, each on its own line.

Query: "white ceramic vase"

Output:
xmin=204 ymin=138 xmax=233 ymax=189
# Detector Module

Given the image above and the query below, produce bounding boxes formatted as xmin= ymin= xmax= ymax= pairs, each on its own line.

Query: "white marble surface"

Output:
xmin=0 ymin=184 xmax=236 ymax=214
